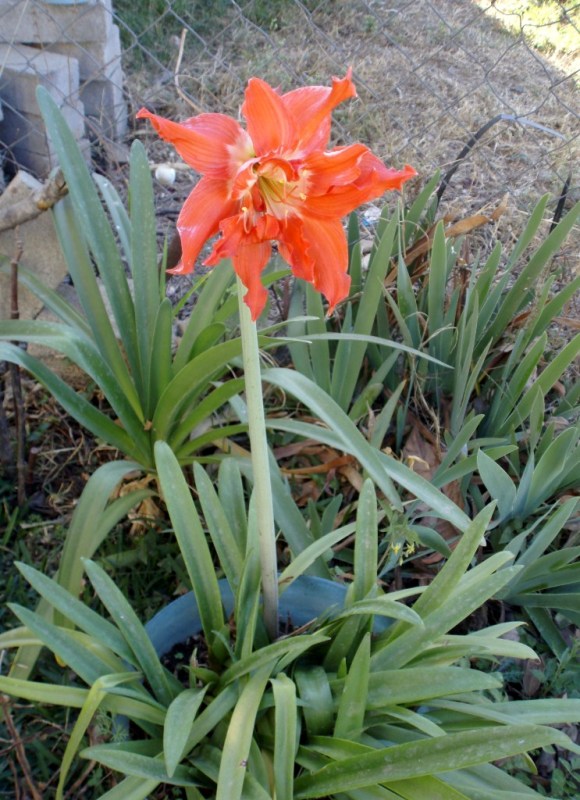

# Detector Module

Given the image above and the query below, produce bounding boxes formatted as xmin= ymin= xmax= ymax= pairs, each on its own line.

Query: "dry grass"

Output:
xmin=120 ymin=0 xmax=580 ymax=307
xmin=127 ymin=0 xmax=578 ymax=224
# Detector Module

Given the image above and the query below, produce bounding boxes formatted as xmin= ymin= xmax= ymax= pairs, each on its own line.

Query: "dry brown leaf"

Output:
xmin=554 ymin=316 xmax=580 ymax=330
xmin=114 ymin=474 xmax=164 ymax=535
xmin=402 ymin=195 xmax=508 ymax=266
xmin=338 ymin=463 xmax=364 ymax=493
xmin=280 ymin=453 xmax=355 ymax=476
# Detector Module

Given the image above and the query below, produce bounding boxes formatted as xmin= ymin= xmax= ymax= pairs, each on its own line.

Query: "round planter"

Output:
xmin=145 ymin=575 xmax=353 ymax=657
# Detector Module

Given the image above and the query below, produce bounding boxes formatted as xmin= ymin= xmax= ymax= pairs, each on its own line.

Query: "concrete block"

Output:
xmin=48 ymin=23 xmax=122 ymax=82
xmin=0 ymin=102 xmax=87 ymax=174
xmin=0 ymin=171 xmax=69 ymax=320
xmin=0 ymin=0 xmax=113 ymax=46
xmin=82 ymin=76 xmax=127 ymax=138
xmin=0 ymin=44 xmax=80 ymax=112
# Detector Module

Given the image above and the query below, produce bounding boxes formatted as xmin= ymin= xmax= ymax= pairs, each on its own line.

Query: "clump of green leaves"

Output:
xmin=0 ymin=88 xmax=253 ymax=471
xmin=2 ymin=451 xmax=579 ymax=799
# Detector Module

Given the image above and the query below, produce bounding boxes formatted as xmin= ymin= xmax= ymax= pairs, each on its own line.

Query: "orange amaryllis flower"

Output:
xmin=137 ymin=69 xmax=416 ymax=320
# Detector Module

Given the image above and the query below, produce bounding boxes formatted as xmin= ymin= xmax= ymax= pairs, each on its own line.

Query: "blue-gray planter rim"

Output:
xmin=145 ymin=575 xmax=388 ymax=656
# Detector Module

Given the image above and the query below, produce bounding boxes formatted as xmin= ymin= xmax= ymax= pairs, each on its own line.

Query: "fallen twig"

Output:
xmin=9 ymin=233 xmax=27 ymax=506
xmin=0 ymin=168 xmax=68 ymax=233
xmin=0 ymin=694 xmax=43 ymax=800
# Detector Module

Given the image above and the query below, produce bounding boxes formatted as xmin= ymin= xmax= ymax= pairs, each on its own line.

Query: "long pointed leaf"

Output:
xmin=216 ymin=665 xmax=272 ymax=800
xmin=154 ymin=441 xmax=225 ymax=645
xmin=36 ymin=87 xmax=140 ymax=378
xmin=83 ymin=560 xmax=176 ymax=706
xmin=294 ymin=725 xmax=568 ymax=797
xmin=271 ymin=675 xmax=297 ymax=800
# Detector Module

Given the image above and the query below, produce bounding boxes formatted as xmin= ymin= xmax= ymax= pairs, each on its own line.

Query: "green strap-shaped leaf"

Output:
xmin=476 ymin=451 xmax=515 ymax=521
xmin=36 ymin=86 xmax=140 ymax=382
xmin=9 ymin=461 xmax=147 ymax=680
xmin=234 ymin=544 xmax=262 ymax=661
xmin=524 ymin=427 xmax=578 ymax=515
xmin=94 ymin=173 xmax=131 ymax=263
xmin=220 ymin=632 xmax=329 ymax=687
xmin=306 ymin=282 xmax=332 ymax=394
xmin=334 ymin=633 xmax=371 ymax=738
xmin=147 ymin=297 xmax=173 ymax=417
xmin=331 ymin=665 xmax=500 ymax=709
xmin=333 ymin=213 xmax=399 ymax=410
xmin=95 ymin=777 xmax=161 ymax=800
xmin=194 ymin=462 xmax=243 ymax=589
xmin=0 ymin=260 xmax=90 ymax=333
xmin=83 ymin=559 xmax=176 ymax=707
xmin=504 ymin=332 xmax=580 ymax=432
xmin=405 ymin=504 xmax=495 ymax=620
xmin=352 ymin=479 xmax=379 ymax=602
xmin=57 ymin=672 xmax=138 ymax=800
xmin=426 ymin=223 xmax=447 ymax=356
xmin=271 ymin=674 xmax=298 ymax=800
xmin=278 ymin=522 xmax=357 ymax=591
xmin=171 ymin=377 xmax=245 ymax=452
xmin=263 ymin=379 xmax=472 ymax=529
xmin=80 ymin=745 xmax=196 ymax=786
xmin=294 ymin=725 xmax=568 ymax=797
xmin=15 ymin=563 xmax=134 ymax=662
xmin=8 ymin=603 xmax=123 ymax=685
xmin=335 ymin=596 xmax=422 ymax=626
xmin=218 ymin=458 xmax=248 ymax=552
xmin=173 ymin=259 xmax=236 ymax=372
xmin=0 ymin=675 xmax=164 ymax=725
xmin=216 ymin=664 xmax=272 ymax=800
xmin=0 ymin=341 xmax=145 ymax=462
xmin=164 ymin=687 xmax=208 ymax=778
xmin=295 ymin=666 xmax=334 ymax=736
xmin=388 ymin=775 xmax=471 ymax=799
xmin=153 ymin=338 xmax=244 ymax=439
xmin=154 ymin=441 xmax=225 ymax=647
xmin=371 ymin=563 xmax=517 ymax=671
xmin=130 ymin=140 xmax=161 ymax=409
xmin=488 ymin=200 xmax=580 ymax=346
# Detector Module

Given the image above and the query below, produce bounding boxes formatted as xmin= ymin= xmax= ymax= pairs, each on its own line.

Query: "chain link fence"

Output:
xmin=1 ymin=0 xmax=578 ymax=221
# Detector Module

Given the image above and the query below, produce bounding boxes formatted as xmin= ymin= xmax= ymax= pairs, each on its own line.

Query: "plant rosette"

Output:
xmin=2 ymin=491 xmax=580 ymax=800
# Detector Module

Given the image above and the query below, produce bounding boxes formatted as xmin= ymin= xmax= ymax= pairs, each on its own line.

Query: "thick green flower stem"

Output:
xmin=237 ymin=277 xmax=279 ymax=640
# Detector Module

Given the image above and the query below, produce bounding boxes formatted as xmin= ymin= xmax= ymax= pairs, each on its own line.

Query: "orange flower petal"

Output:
xmin=136 ymin=108 xmax=250 ymax=178
xmin=304 ymin=157 xmax=417 ymax=218
xmin=204 ymin=214 xmax=245 ymax=267
xmin=375 ymin=163 xmax=418 ymax=192
xmin=294 ymin=216 xmax=350 ymax=313
xmin=242 ymin=78 xmax=296 ymax=156
xmin=303 ymin=143 xmax=368 ymax=194
xmin=282 ymin=69 xmax=357 ymax=155
xmin=278 ymin=216 xmax=315 ymax=283
xmin=169 ymin=178 xmax=237 ymax=274
xmin=233 ymin=241 xmax=272 ymax=320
